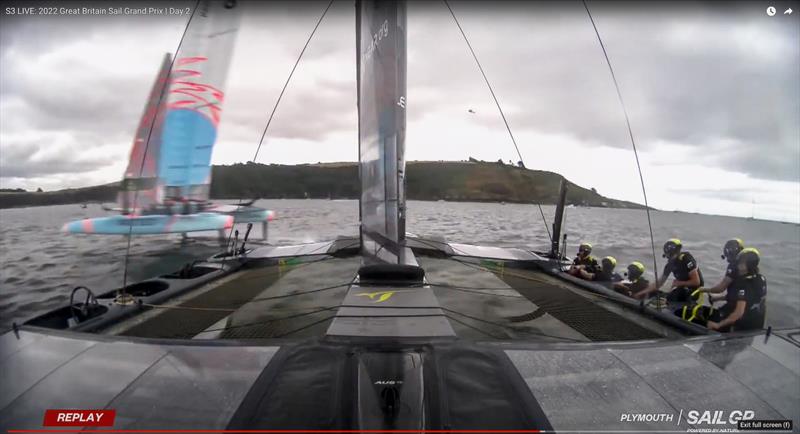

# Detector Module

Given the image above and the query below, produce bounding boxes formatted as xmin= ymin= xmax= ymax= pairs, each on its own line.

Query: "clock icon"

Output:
xmin=767 ymin=6 xmax=777 ymax=16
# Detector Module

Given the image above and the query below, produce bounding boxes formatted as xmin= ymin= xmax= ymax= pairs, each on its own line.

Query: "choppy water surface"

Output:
xmin=0 ymin=199 xmax=798 ymax=330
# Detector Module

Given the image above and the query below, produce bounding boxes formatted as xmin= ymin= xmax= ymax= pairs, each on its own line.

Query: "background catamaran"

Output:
xmin=62 ymin=5 xmax=273 ymax=236
xmin=2 ymin=0 xmax=798 ymax=431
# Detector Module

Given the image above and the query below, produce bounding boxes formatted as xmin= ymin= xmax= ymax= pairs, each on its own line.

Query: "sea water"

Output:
xmin=1 ymin=199 xmax=797 ymax=330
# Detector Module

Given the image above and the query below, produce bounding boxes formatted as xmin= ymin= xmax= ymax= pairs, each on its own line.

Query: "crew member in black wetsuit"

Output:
xmin=707 ymin=248 xmax=767 ymax=332
xmin=698 ymin=238 xmax=744 ymax=302
xmin=578 ymin=256 xmax=622 ymax=285
xmin=614 ymin=261 xmax=649 ymax=297
xmin=568 ymin=243 xmax=599 ymax=276
xmin=633 ymin=239 xmax=703 ymax=301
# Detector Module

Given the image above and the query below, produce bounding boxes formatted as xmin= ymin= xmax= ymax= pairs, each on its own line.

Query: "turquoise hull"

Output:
xmin=62 ymin=213 xmax=233 ymax=235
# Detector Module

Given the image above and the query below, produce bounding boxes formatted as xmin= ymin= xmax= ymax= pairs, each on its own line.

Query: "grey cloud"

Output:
xmin=0 ymin=135 xmax=119 ymax=178
xmin=225 ymin=79 xmax=357 ymax=144
xmin=241 ymin=0 xmax=354 ymax=61
xmin=8 ymin=77 xmax=145 ymax=133
xmin=0 ymin=0 xmax=797 ymax=190
xmin=405 ymin=1 xmax=799 ymax=182
xmin=0 ymin=1 xmax=190 ymax=58
xmin=668 ymin=187 xmax=769 ymax=202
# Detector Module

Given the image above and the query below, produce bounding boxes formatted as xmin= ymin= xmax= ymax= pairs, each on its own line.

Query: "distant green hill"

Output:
xmin=0 ymin=183 xmax=119 ymax=209
xmin=0 ymin=161 xmax=646 ymax=210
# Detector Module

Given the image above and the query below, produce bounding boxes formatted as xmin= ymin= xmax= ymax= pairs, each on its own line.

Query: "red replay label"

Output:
xmin=42 ymin=409 xmax=116 ymax=427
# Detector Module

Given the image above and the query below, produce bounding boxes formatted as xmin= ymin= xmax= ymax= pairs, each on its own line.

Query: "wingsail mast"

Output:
xmin=356 ymin=0 xmax=408 ymax=264
xmin=118 ymin=53 xmax=172 ymax=215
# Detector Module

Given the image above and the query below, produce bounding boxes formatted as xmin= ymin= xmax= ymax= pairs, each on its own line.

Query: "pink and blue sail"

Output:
xmin=63 ymin=0 xmax=263 ymax=235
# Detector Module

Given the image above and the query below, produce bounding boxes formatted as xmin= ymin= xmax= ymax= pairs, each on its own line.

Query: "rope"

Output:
xmin=442 ymin=0 xmax=551 ymax=242
xmin=121 ymin=0 xmax=201 ymax=294
xmin=223 ymin=0 xmax=335 ymax=264
xmin=581 ymin=0 xmax=661 ymax=298
xmin=142 ymin=303 xmax=237 ymax=312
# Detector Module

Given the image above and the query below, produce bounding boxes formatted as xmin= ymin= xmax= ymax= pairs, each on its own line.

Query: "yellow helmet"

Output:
xmin=663 ymin=239 xmax=682 ymax=258
xmin=737 ymin=247 xmax=761 ymax=274
xmin=722 ymin=238 xmax=744 ymax=261
xmin=626 ymin=261 xmax=645 ymax=280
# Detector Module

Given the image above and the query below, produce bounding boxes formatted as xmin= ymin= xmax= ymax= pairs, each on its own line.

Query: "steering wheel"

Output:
xmin=69 ymin=286 xmax=99 ymax=325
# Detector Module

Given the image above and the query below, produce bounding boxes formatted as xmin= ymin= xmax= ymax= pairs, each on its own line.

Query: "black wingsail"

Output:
xmin=356 ymin=0 xmax=408 ymax=264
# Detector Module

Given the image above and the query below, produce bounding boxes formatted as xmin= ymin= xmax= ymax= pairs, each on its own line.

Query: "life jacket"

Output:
xmin=574 ymin=255 xmax=599 ymax=272
xmin=666 ymin=252 xmax=704 ymax=288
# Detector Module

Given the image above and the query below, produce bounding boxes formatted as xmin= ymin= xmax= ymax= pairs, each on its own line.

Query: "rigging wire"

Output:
xmin=408 ymin=235 xmax=631 ymax=304
xmin=121 ymin=0 xmax=201 ymax=296
xmin=428 ymin=282 xmax=545 ymax=293
xmin=581 ymin=0 xmax=660 ymax=300
xmin=412 ymin=235 xmax=644 ymax=309
xmin=267 ymin=315 xmax=338 ymax=338
xmin=139 ymin=270 xmax=355 ymax=312
xmin=441 ymin=307 xmax=586 ymax=342
xmin=251 ymin=0 xmax=335 ymax=164
xmin=190 ymin=306 xmax=339 ymax=335
xmin=247 ymin=281 xmax=355 ymax=303
xmin=442 ymin=0 xmax=552 ymax=243
xmin=444 ymin=315 xmax=506 ymax=339
xmin=537 ymin=204 xmax=552 ymax=242
xmin=222 ymin=0 xmax=335 ymax=262
xmin=426 ymin=243 xmax=630 ymax=305
xmin=194 ymin=272 xmax=359 ymax=336
xmin=560 ymin=205 xmax=568 ymax=259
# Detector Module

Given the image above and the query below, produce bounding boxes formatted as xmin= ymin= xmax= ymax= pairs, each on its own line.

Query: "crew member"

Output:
xmin=163 ymin=198 xmax=175 ymax=215
xmin=614 ymin=261 xmax=649 ymax=297
xmin=568 ymin=243 xmax=599 ymax=276
xmin=633 ymin=239 xmax=704 ymax=301
xmin=578 ymin=256 xmax=621 ymax=284
xmin=699 ymin=238 xmax=744 ymax=302
xmin=707 ymin=248 xmax=767 ymax=332
xmin=181 ymin=198 xmax=191 ymax=215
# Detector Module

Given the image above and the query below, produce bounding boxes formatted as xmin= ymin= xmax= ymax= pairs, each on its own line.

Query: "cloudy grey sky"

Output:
xmin=1 ymin=0 xmax=798 ymax=222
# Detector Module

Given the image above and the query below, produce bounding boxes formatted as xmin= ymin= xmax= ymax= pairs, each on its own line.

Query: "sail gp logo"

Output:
xmin=685 ymin=410 xmax=755 ymax=426
xmin=356 ymin=291 xmax=396 ymax=303
xmin=620 ymin=409 xmax=756 ymax=427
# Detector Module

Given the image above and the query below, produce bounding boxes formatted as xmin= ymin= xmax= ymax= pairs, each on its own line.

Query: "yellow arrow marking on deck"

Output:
xmin=356 ymin=291 xmax=396 ymax=303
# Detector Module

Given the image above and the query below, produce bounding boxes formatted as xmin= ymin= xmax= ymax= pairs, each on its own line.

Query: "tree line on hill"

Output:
xmin=0 ymin=161 xmax=645 ymax=210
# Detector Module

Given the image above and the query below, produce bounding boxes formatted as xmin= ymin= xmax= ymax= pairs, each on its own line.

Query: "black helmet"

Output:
xmin=626 ymin=261 xmax=645 ymax=281
xmin=602 ymin=256 xmax=617 ymax=272
xmin=662 ymin=239 xmax=682 ymax=258
xmin=578 ymin=243 xmax=592 ymax=256
xmin=721 ymin=238 xmax=744 ymax=261
xmin=737 ymin=247 xmax=760 ymax=275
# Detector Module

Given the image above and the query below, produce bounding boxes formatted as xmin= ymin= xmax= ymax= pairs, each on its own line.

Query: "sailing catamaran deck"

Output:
xmin=127 ymin=260 xmax=675 ymax=342
xmin=29 ymin=237 xmax=696 ymax=343
xmin=3 ymin=240 xmax=798 ymax=431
